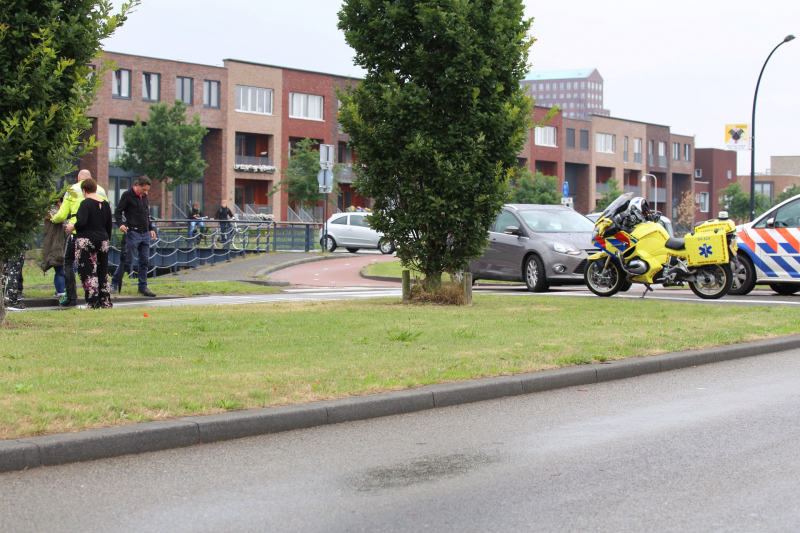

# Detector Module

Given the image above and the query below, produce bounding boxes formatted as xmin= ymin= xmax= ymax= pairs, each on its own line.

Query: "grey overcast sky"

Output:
xmin=104 ymin=0 xmax=799 ymax=175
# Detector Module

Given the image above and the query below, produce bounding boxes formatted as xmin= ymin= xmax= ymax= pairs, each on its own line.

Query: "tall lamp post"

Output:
xmin=750 ymin=34 xmax=795 ymax=221
xmin=642 ymin=173 xmax=657 ymax=210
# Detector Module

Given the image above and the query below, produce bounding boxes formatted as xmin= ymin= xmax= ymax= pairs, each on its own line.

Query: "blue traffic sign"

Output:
xmin=562 ymin=182 xmax=569 ymax=197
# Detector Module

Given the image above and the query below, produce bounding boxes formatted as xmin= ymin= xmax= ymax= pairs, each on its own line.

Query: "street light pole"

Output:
xmin=750 ymin=34 xmax=795 ymax=221
xmin=642 ymin=173 xmax=657 ymax=210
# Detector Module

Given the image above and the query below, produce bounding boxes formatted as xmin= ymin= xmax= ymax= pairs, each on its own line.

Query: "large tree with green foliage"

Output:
xmin=509 ymin=169 xmax=560 ymax=204
xmin=0 ymin=0 xmax=136 ymax=323
xmin=115 ymin=101 xmax=207 ymax=218
xmin=270 ymin=137 xmax=340 ymax=213
xmin=595 ymin=179 xmax=626 ymax=211
xmin=338 ymin=0 xmax=543 ymax=289
xmin=774 ymin=184 xmax=800 ymax=206
xmin=720 ymin=182 xmax=770 ymax=222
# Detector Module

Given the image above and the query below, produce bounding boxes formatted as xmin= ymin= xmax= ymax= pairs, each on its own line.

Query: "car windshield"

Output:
xmin=602 ymin=192 xmax=635 ymax=218
xmin=518 ymin=209 xmax=595 ymax=233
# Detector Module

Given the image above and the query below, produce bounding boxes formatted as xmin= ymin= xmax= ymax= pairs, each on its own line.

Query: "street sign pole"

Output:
xmin=318 ymin=145 xmax=336 ymax=251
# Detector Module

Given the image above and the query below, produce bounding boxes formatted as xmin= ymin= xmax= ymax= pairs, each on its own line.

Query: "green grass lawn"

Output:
xmin=2 ymin=295 xmax=799 ymax=439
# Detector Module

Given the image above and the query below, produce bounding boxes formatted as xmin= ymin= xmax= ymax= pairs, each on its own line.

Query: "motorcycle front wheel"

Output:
xmin=689 ymin=263 xmax=732 ymax=299
xmin=585 ymin=258 xmax=625 ymax=297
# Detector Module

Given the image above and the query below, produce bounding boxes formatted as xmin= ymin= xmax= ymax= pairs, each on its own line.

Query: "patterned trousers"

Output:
xmin=3 ymin=253 xmax=25 ymax=304
xmin=75 ymin=238 xmax=113 ymax=309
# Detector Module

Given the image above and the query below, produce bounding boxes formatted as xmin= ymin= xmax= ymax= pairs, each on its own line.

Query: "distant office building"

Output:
xmin=738 ymin=155 xmax=800 ymax=206
xmin=521 ymin=68 xmax=609 ymax=119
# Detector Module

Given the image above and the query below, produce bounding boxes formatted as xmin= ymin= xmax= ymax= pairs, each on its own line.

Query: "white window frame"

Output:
xmin=699 ymin=192 xmax=709 ymax=213
xmin=727 ymin=170 xmax=732 ymax=180
xmin=289 ymin=92 xmax=324 ymax=121
xmin=534 ymin=126 xmax=558 ymax=147
xmin=634 ymin=138 xmax=643 ymax=154
xmin=596 ymin=133 xmax=615 ymax=154
xmin=658 ymin=142 xmax=667 ymax=157
xmin=235 ymin=85 xmax=273 ymax=115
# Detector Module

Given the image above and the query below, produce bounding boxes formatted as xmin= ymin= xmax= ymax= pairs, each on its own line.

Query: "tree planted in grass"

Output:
xmin=595 ymin=179 xmax=626 ymax=211
xmin=337 ymin=0 xmax=542 ymax=290
xmin=510 ymin=169 xmax=560 ymax=204
xmin=115 ymin=101 xmax=208 ymax=218
xmin=270 ymin=137 xmax=340 ymax=212
xmin=0 ymin=0 xmax=137 ymax=325
xmin=719 ymin=182 xmax=770 ymax=223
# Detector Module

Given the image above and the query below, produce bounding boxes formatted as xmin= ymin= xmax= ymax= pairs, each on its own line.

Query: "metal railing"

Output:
xmin=234 ymin=155 xmax=274 ymax=167
xmin=109 ymin=147 xmax=125 ymax=164
xmin=648 ymin=153 xmax=654 ymax=166
xmin=337 ymin=167 xmax=357 ymax=183
xmin=623 ymin=151 xmax=628 ymax=163
xmin=659 ymin=155 xmax=668 ymax=168
xmin=634 ymin=153 xmax=643 ymax=164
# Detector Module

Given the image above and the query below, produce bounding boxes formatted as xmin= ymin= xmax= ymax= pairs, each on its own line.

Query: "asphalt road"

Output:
xmin=2 ymin=349 xmax=799 ymax=532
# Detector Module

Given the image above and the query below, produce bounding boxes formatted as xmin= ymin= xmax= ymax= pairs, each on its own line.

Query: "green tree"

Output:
xmin=270 ymin=138 xmax=340 ymax=213
xmin=774 ymin=184 xmax=800 ymax=206
xmin=338 ymin=0 xmax=545 ymax=290
xmin=115 ymin=101 xmax=208 ymax=218
xmin=595 ymin=179 xmax=625 ymax=211
xmin=0 ymin=0 xmax=137 ymax=324
xmin=510 ymin=169 xmax=560 ymax=204
xmin=719 ymin=182 xmax=770 ymax=223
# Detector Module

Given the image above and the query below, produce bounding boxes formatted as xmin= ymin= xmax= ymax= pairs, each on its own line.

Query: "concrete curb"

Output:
xmin=3 ymin=334 xmax=800 ymax=474
xmin=255 ymin=253 xmax=358 ymax=279
xmin=23 ymin=295 xmax=184 ymax=309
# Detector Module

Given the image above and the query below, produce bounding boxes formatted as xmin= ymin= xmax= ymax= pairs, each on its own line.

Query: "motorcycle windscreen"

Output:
xmin=601 ymin=192 xmax=635 ymax=219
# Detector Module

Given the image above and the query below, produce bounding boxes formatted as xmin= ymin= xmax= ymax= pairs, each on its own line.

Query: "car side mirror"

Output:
xmin=766 ymin=218 xmax=775 ymax=228
xmin=504 ymin=226 xmax=522 ymax=236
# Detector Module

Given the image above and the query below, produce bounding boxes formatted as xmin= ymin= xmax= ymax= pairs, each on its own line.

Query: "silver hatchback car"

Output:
xmin=470 ymin=204 xmax=596 ymax=291
xmin=319 ymin=212 xmax=395 ymax=254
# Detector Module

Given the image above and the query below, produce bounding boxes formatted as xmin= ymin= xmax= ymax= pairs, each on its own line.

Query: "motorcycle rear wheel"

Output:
xmin=585 ymin=258 xmax=625 ymax=297
xmin=689 ymin=263 xmax=732 ymax=299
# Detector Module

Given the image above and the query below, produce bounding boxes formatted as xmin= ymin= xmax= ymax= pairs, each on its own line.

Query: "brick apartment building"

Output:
xmin=693 ymin=148 xmax=737 ymax=223
xmin=71 ymin=51 xmax=364 ymax=222
xmin=524 ymin=108 xmax=696 ymax=219
xmin=738 ymin=155 xmax=800 ymax=206
xmin=521 ymin=68 xmax=609 ymax=119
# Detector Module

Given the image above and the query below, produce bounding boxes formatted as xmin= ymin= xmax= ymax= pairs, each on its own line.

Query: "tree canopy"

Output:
xmin=270 ymin=137 xmax=340 ymax=211
xmin=115 ymin=101 xmax=207 ymax=217
xmin=0 ymin=0 xmax=137 ymax=323
xmin=595 ymin=179 xmax=626 ymax=211
xmin=774 ymin=184 xmax=800 ymax=206
xmin=720 ymin=182 xmax=770 ymax=222
xmin=338 ymin=0 xmax=540 ymax=287
xmin=509 ymin=170 xmax=560 ymax=205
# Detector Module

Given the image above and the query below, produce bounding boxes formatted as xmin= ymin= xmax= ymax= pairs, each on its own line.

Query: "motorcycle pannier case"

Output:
xmin=684 ymin=232 xmax=729 ymax=266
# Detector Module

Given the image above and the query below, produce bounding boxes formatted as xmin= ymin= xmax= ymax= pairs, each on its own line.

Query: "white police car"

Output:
xmin=730 ymin=193 xmax=800 ymax=296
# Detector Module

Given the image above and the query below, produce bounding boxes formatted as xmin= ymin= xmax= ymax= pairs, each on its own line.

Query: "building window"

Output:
xmin=534 ymin=126 xmax=557 ymax=147
xmin=700 ymin=192 xmax=709 ymax=213
xmin=142 ymin=73 xmax=159 ymax=102
xmin=108 ymin=121 xmax=127 ymax=163
xmin=538 ymin=83 xmax=543 ymax=90
xmin=623 ymin=136 xmax=629 ymax=163
xmin=580 ymin=130 xmax=589 ymax=150
xmin=559 ymin=82 xmax=564 ymax=89
xmin=567 ymin=82 xmax=571 ymax=90
xmin=596 ymin=133 xmax=615 ymax=154
xmin=673 ymin=142 xmax=680 ymax=161
xmin=566 ymin=128 xmax=576 ymax=149
xmin=755 ymin=182 xmax=773 ymax=199
xmin=204 ymin=80 xmax=220 ymax=108
xmin=545 ymin=83 xmax=550 ymax=91
xmin=112 ymin=69 xmax=130 ymax=98
xmin=289 ymin=92 xmax=324 ymax=120
xmin=727 ymin=170 xmax=732 ymax=180
xmin=235 ymin=85 xmax=274 ymax=115
xmin=176 ymin=77 xmax=193 ymax=105
xmin=684 ymin=144 xmax=691 ymax=162
xmin=634 ymin=138 xmax=643 ymax=164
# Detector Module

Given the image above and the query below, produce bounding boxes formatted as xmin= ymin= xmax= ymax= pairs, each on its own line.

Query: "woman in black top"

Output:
xmin=68 ymin=178 xmax=113 ymax=309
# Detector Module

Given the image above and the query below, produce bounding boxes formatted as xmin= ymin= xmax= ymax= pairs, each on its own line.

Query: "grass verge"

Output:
xmin=23 ymin=281 xmax=281 ymax=299
xmin=366 ymin=259 xmax=521 ymax=285
xmin=2 ymin=295 xmax=800 ymax=439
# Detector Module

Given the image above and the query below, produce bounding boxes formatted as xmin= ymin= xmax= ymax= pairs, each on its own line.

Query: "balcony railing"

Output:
xmin=623 ymin=151 xmax=629 ymax=163
xmin=337 ymin=166 xmax=356 ymax=183
xmin=659 ymin=155 xmax=667 ymax=168
xmin=648 ymin=154 xmax=654 ymax=166
xmin=634 ymin=153 xmax=643 ymax=164
xmin=235 ymin=155 xmax=274 ymax=167
xmin=109 ymin=147 xmax=125 ymax=164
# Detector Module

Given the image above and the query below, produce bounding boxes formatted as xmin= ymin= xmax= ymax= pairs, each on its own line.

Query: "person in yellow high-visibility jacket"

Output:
xmin=51 ymin=170 xmax=108 ymax=307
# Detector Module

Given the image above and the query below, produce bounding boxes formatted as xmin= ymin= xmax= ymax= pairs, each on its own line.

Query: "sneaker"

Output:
xmin=58 ymin=296 xmax=77 ymax=307
xmin=8 ymin=301 xmax=25 ymax=311
xmin=110 ymin=284 xmax=119 ymax=294
xmin=138 ymin=288 xmax=157 ymax=298
xmin=56 ymin=292 xmax=65 ymax=298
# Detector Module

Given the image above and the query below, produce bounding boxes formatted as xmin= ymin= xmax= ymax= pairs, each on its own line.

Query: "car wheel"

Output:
xmin=729 ymin=254 xmax=757 ymax=296
xmin=769 ymin=283 xmax=800 ymax=296
xmin=346 ymin=247 xmax=360 ymax=254
xmin=585 ymin=257 xmax=624 ymax=297
xmin=524 ymin=255 xmax=549 ymax=292
xmin=379 ymin=239 xmax=395 ymax=254
xmin=323 ymin=235 xmax=337 ymax=252
xmin=689 ymin=263 xmax=732 ymax=300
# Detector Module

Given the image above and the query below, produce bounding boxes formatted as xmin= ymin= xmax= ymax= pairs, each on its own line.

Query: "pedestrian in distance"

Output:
xmin=42 ymin=198 xmax=67 ymax=300
xmin=65 ymin=178 xmax=113 ymax=309
xmin=113 ymin=177 xmax=157 ymax=298
xmin=215 ymin=200 xmax=234 ymax=246
xmin=188 ymin=202 xmax=205 ymax=240
xmin=51 ymin=169 xmax=109 ymax=307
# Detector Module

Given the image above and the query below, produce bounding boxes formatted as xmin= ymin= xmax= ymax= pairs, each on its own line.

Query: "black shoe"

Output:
xmin=58 ymin=297 xmax=77 ymax=307
xmin=139 ymin=288 xmax=157 ymax=298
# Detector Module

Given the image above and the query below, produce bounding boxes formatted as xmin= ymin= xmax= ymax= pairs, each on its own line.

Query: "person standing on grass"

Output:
xmin=114 ymin=177 xmax=157 ymax=298
xmin=65 ymin=178 xmax=113 ymax=309
xmin=51 ymin=169 xmax=108 ymax=307
xmin=42 ymin=198 xmax=67 ymax=300
xmin=215 ymin=200 xmax=234 ymax=245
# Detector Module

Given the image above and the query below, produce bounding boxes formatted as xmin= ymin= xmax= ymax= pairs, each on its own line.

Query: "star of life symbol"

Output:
xmin=699 ymin=244 xmax=713 ymax=258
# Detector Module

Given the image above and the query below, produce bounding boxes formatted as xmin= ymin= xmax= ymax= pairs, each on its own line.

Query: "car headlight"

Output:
xmin=548 ymin=242 xmax=581 ymax=255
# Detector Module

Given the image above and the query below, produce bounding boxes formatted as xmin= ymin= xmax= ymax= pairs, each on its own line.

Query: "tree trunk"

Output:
xmin=423 ymin=271 xmax=442 ymax=292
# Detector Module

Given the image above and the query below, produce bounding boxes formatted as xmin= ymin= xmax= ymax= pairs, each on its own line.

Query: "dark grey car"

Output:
xmin=469 ymin=204 xmax=596 ymax=291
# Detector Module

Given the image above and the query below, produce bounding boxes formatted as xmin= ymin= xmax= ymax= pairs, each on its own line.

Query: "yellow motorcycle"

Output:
xmin=585 ymin=193 xmax=738 ymax=299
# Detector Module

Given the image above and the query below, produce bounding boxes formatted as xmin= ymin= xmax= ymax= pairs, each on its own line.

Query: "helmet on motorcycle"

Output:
xmin=627 ymin=197 xmax=654 ymax=222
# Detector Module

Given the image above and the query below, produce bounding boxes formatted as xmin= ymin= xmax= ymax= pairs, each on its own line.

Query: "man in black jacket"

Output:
xmin=215 ymin=200 xmax=234 ymax=245
xmin=113 ymin=177 xmax=157 ymax=297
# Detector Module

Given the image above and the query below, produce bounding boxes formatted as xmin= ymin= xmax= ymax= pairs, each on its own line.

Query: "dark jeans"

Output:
xmin=112 ymin=232 xmax=128 ymax=289
xmin=118 ymin=231 xmax=150 ymax=292
xmin=219 ymin=222 xmax=232 ymax=248
xmin=64 ymin=235 xmax=78 ymax=302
